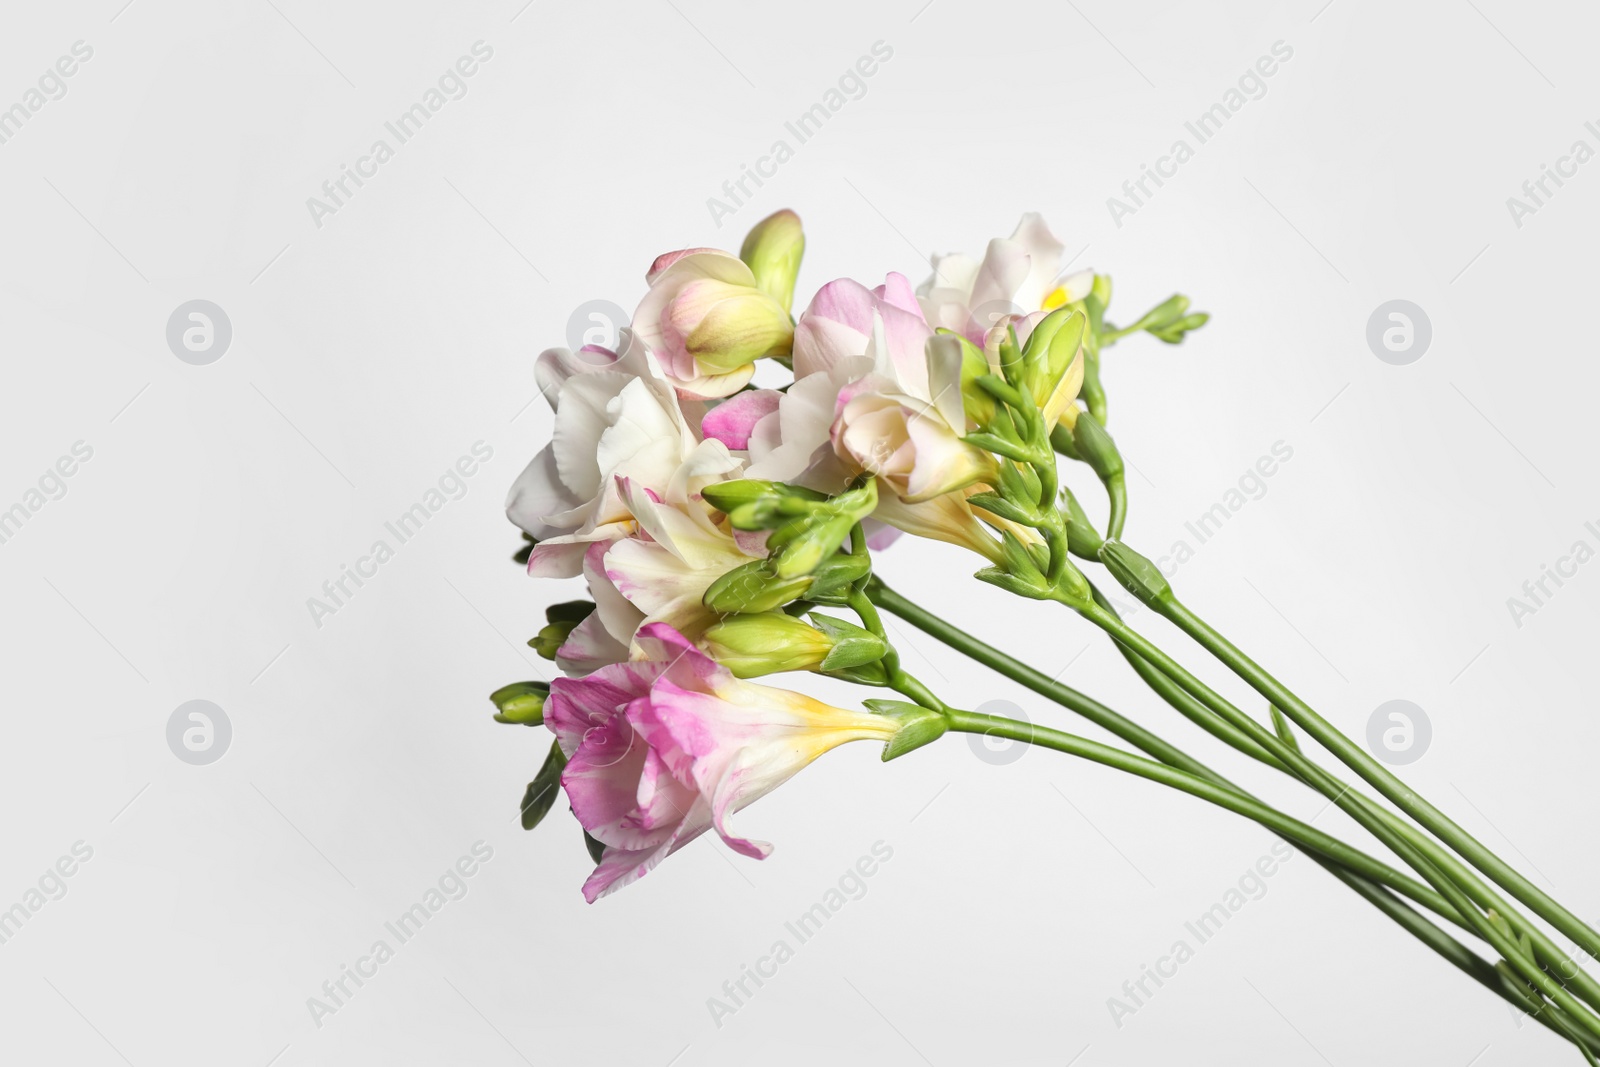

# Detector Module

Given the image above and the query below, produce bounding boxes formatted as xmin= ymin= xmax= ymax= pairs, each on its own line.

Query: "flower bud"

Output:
xmin=703 ymin=559 xmax=813 ymax=614
xmin=1097 ymin=539 xmax=1172 ymax=607
xmin=1019 ymin=307 xmax=1087 ymax=426
xmin=666 ymin=278 xmax=794 ymax=375
xmin=489 ymin=681 xmax=549 ymax=725
xmin=701 ymin=612 xmax=835 ymax=677
xmin=635 ymin=249 xmax=796 ymax=398
xmin=739 ymin=209 xmax=806 ymax=314
xmin=700 ymin=611 xmax=886 ymax=678
xmin=1071 ymin=412 xmax=1124 ymax=482
xmin=529 ymin=601 xmax=594 ymax=660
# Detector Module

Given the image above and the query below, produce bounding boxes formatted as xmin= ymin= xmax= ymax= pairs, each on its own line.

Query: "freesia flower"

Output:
xmin=633 ymin=248 xmax=794 ymax=400
xmin=917 ymin=213 xmax=1092 ymax=344
xmin=746 ymin=273 xmax=1024 ymax=559
xmin=505 ymin=333 xmax=701 ymax=578
xmin=544 ymin=623 xmax=900 ymax=901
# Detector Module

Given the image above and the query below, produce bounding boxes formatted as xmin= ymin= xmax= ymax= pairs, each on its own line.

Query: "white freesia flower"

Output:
xmin=505 ymin=330 xmax=706 ymax=578
xmin=917 ymin=213 xmax=1092 ymax=343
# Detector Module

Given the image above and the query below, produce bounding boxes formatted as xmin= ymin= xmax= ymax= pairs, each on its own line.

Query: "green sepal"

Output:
xmin=975 ymin=565 xmax=1052 ymax=600
xmin=806 ymin=552 xmax=873 ymax=598
xmin=999 ymin=529 xmax=1044 ymax=583
xmin=823 ymin=659 xmax=891 ymax=685
xmin=583 ymin=829 xmax=607 ymax=864
xmin=1061 ymin=489 xmax=1105 ymax=558
xmin=964 ymin=491 xmax=1035 ymax=525
xmin=545 ymin=600 xmax=596 ymax=625
xmin=810 ymin=612 xmax=888 ymax=671
xmin=520 ymin=740 xmax=567 ymax=830
xmin=864 ymin=699 xmax=949 ymax=762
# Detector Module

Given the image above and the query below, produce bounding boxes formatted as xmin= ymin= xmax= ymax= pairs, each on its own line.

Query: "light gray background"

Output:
xmin=2 ymin=0 xmax=1595 ymax=1064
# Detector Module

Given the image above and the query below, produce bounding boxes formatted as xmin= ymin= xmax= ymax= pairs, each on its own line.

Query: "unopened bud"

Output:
xmin=703 ymin=559 xmax=813 ymax=614
xmin=489 ymin=681 xmax=549 ymax=725
xmin=739 ymin=209 xmax=806 ymax=314
xmin=529 ymin=601 xmax=594 ymax=660
xmin=1097 ymin=540 xmax=1171 ymax=607
xmin=1072 ymin=412 xmax=1124 ymax=482
xmin=701 ymin=612 xmax=834 ymax=677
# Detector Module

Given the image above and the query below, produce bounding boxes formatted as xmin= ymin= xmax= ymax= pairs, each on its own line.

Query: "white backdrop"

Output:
xmin=2 ymin=0 xmax=1596 ymax=1064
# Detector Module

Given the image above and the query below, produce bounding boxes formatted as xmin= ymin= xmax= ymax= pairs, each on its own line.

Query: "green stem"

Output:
xmin=866 ymin=581 xmax=1599 ymax=1044
xmin=1105 ymin=472 xmax=1128 ymax=540
xmin=947 ymin=708 xmax=1600 ymax=1054
xmin=1082 ymin=581 xmax=1600 ymax=1016
xmin=1086 ymin=584 xmax=1282 ymax=767
xmin=1073 ymin=599 xmax=1600 ymax=1039
xmin=1155 ymin=592 xmax=1600 ymax=966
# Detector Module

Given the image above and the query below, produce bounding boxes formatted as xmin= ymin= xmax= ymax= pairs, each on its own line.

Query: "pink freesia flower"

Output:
xmin=633 ymin=248 xmax=794 ymax=400
xmin=545 ymin=623 xmax=900 ymax=901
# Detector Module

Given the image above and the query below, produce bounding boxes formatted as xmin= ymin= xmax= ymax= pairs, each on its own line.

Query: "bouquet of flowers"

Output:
xmin=490 ymin=209 xmax=1600 ymax=1057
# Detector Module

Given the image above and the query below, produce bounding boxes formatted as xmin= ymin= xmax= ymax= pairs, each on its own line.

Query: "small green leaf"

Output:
xmin=520 ymin=740 xmax=567 ymax=830
xmin=583 ymin=829 xmax=607 ymax=864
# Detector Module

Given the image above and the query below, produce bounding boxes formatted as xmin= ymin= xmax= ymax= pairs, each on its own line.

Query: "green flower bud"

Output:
xmin=490 ymin=681 xmax=549 ymax=725
xmin=701 ymin=478 xmax=783 ymax=513
xmin=528 ymin=601 xmax=594 ymax=660
xmin=700 ymin=610 xmax=886 ymax=678
xmin=701 ymin=612 xmax=835 ymax=677
xmin=1061 ymin=488 xmax=1105 ymax=559
xmin=805 ymin=552 xmax=873 ymax=599
xmin=1097 ymin=539 xmax=1172 ymax=607
xmin=1071 ymin=412 xmax=1124 ymax=482
xmin=703 ymin=559 xmax=813 ymax=614
xmin=739 ymin=209 xmax=806 ymax=314
xmin=1150 ymin=311 xmax=1210 ymax=344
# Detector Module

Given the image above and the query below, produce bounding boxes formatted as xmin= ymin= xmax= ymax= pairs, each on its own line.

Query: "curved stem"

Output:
xmin=943 ymin=710 xmax=1455 ymax=917
xmin=1105 ymin=472 xmax=1128 ymax=540
xmin=1155 ymin=590 xmax=1600 ymax=964
xmin=867 ymin=581 xmax=1600 ymax=1045
xmin=1074 ymin=599 xmax=1600 ymax=1039
xmin=947 ymin=710 xmax=1600 ymax=1049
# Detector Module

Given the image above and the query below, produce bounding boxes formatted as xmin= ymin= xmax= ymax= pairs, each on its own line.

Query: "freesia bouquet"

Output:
xmin=490 ymin=210 xmax=1600 ymax=1057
